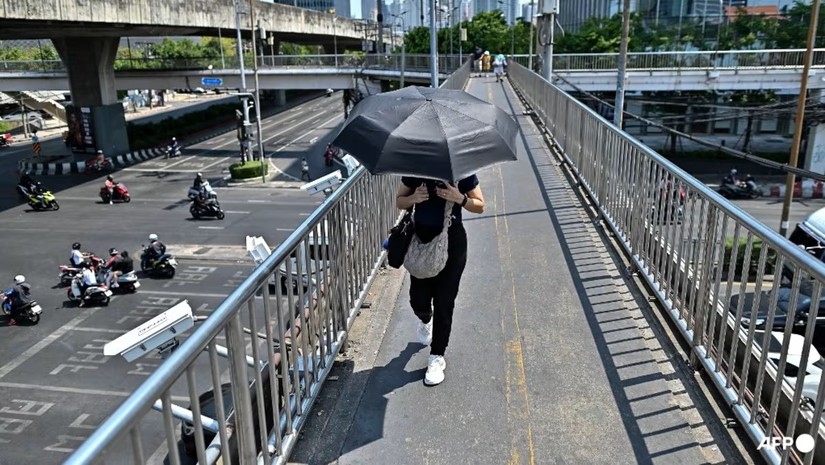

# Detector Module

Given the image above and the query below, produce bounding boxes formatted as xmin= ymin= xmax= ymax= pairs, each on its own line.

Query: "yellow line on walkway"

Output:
xmin=487 ymin=77 xmax=535 ymax=465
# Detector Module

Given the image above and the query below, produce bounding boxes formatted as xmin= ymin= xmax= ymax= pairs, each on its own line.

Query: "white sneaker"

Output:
xmin=424 ymin=355 xmax=446 ymax=386
xmin=416 ymin=319 xmax=433 ymax=345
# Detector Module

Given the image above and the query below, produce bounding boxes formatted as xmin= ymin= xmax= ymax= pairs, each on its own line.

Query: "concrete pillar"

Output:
xmin=53 ymin=37 xmax=129 ymax=155
xmin=804 ymin=90 xmax=825 ymax=174
xmin=276 ymin=90 xmax=287 ymax=107
xmin=53 ymin=37 xmax=119 ymax=106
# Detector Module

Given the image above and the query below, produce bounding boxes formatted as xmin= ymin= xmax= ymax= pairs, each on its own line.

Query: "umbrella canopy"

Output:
xmin=331 ymin=86 xmax=519 ymax=182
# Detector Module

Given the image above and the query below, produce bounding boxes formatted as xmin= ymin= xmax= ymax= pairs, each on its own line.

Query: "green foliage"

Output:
xmin=0 ymin=121 xmax=12 ymax=133
xmin=0 ymin=43 xmax=58 ymax=61
xmin=126 ymin=103 xmax=241 ymax=150
xmin=723 ymin=237 xmax=777 ymax=282
xmin=229 ymin=161 xmax=268 ymax=179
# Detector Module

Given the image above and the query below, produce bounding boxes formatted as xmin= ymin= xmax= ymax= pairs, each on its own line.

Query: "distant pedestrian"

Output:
xmin=395 ymin=176 xmax=486 ymax=386
xmin=493 ymin=53 xmax=506 ymax=82
xmin=482 ymin=51 xmax=491 ymax=73
xmin=300 ymin=157 xmax=311 ymax=181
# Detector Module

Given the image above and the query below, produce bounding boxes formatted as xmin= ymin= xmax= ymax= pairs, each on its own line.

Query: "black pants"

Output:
xmin=409 ymin=224 xmax=468 ymax=356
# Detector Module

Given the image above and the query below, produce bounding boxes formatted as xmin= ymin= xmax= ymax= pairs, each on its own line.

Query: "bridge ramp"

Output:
xmin=288 ymin=77 xmax=745 ymax=465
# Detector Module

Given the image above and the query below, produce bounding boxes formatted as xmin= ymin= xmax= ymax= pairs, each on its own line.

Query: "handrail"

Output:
xmin=508 ymin=60 xmax=825 ymax=464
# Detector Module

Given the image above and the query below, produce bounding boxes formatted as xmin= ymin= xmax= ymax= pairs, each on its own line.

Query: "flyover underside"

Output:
xmin=0 ymin=20 xmax=362 ymax=47
xmin=555 ymin=68 xmax=825 ymax=92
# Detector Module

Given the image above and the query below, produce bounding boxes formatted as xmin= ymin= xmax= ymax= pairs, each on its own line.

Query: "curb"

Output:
xmin=18 ymin=147 xmax=167 ymax=175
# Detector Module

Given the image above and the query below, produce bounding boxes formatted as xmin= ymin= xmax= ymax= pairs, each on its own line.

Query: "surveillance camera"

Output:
xmin=300 ymin=170 xmax=343 ymax=196
xmin=104 ymin=300 xmax=195 ymax=362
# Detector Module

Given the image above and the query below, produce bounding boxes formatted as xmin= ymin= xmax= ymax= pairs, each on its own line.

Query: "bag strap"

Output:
xmin=442 ymin=201 xmax=453 ymax=229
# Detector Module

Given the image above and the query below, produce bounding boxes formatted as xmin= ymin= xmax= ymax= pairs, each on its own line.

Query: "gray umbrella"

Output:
xmin=331 ymin=86 xmax=518 ymax=182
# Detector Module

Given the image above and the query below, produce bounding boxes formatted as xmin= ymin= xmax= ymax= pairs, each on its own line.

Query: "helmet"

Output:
xmin=13 ymin=275 xmax=25 ymax=284
xmin=730 ymin=168 xmax=737 ymax=175
xmin=196 ymin=172 xmax=203 ymax=179
xmin=172 ymin=137 xmax=176 ymax=141
xmin=109 ymin=247 xmax=119 ymax=256
xmin=106 ymin=175 xmax=113 ymax=182
xmin=72 ymin=242 xmax=81 ymax=250
xmin=149 ymin=233 xmax=158 ymax=241
xmin=96 ymin=149 xmax=103 ymax=154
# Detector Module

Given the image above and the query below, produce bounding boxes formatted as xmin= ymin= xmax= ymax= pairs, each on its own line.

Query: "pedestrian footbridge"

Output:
xmin=65 ymin=61 xmax=825 ymax=465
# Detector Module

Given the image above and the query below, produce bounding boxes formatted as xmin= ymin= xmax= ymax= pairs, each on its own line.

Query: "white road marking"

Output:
xmin=275 ymin=114 xmax=341 ymax=153
xmin=248 ymin=199 xmax=267 ymax=203
xmin=197 ymin=156 xmax=232 ymax=171
xmin=309 ymin=136 xmax=319 ymax=144
xmin=160 ymin=155 xmax=197 ymax=169
xmin=198 ymin=226 xmax=225 ymax=229
xmin=0 ymin=308 xmax=101 ymax=380
xmin=276 ymin=228 xmax=295 ymax=231
xmin=0 ymin=382 xmax=190 ymax=401
xmin=224 ymin=210 xmax=251 ymax=214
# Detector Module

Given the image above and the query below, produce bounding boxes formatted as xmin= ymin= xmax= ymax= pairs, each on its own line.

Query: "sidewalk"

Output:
xmin=287 ymin=78 xmax=743 ymax=464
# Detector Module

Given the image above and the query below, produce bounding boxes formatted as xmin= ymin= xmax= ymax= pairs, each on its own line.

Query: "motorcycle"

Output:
xmin=2 ymin=289 xmax=43 ymax=325
xmin=99 ymin=183 xmax=131 ymax=203
xmin=27 ymin=190 xmax=59 ymax=211
xmin=85 ymin=156 xmax=113 ymax=173
xmin=718 ymin=175 xmax=762 ymax=199
xmin=190 ymin=198 xmax=225 ymax=220
xmin=0 ymin=135 xmax=10 ymax=148
xmin=97 ymin=268 xmax=140 ymax=293
xmin=140 ymin=246 xmax=177 ymax=279
xmin=166 ymin=145 xmax=182 ymax=159
xmin=67 ymin=274 xmax=112 ymax=306
xmin=58 ymin=254 xmax=104 ymax=286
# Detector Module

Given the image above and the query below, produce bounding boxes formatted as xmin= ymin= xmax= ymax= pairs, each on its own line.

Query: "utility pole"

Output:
xmin=779 ymin=0 xmax=821 ymax=237
xmin=234 ymin=0 xmax=252 ymax=164
xmin=528 ymin=0 xmax=535 ymax=70
xmin=539 ymin=0 xmax=557 ymax=80
xmin=377 ymin=4 xmax=384 ymax=55
xmin=429 ymin=0 xmax=438 ymax=87
xmin=614 ymin=0 xmax=631 ymax=128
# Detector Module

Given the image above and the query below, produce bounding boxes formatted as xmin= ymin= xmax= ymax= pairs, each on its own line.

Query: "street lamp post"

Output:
xmin=249 ymin=0 xmax=266 ymax=183
xmin=393 ymin=13 xmax=406 ymax=87
xmin=429 ymin=0 xmax=438 ymax=87
xmin=217 ymin=20 xmax=227 ymax=69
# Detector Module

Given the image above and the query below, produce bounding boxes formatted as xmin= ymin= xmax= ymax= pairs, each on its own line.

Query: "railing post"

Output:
xmin=225 ymin=313 xmax=258 ymax=463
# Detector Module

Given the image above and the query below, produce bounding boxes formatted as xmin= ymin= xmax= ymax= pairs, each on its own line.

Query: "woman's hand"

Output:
xmin=408 ymin=184 xmax=429 ymax=204
xmin=436 ymin=183 xmax=464 ymax=203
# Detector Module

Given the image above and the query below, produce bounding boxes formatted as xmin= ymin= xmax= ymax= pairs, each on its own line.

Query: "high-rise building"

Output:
xmin=472 ymin=0 xmax=517 ymax=24
xmin=521 ymin=2 xmax=536 ymax=22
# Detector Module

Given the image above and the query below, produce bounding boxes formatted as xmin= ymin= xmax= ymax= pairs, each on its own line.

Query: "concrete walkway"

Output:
xmin=288 ymin=78 xmax=751 ymax=464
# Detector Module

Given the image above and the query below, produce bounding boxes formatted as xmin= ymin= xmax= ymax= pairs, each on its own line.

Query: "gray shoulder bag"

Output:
xmin=404 ymin=201 xmax=453 ymax=279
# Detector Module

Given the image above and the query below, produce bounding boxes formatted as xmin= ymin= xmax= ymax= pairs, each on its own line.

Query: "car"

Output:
xmin=759 ymin=331 xmax=824 ymax=408
xmin=2 ymin=111 xmax=44 ymax=122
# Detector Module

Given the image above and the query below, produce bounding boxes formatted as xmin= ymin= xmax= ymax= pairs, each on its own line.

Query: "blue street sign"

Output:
xmin=201 ymin=77 xmax=223 ymax=86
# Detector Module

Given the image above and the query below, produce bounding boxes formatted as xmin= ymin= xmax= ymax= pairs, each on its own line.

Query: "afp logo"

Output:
xmin=757 ymin=434 xmax=815 ymax=453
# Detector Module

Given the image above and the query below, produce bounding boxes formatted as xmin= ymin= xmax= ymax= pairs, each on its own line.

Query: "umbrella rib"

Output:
xmin=430 ymin=104 xmax=456 ymax=182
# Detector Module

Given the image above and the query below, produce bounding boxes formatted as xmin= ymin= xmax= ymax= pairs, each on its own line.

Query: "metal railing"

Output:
xmin=66 ymin=58 xmax=471 ymax=465
xmin=507 ymin=48 xmax=825 ymax=72
xmin=509 ymin=61 xmax=825 ymax=465
xmin=0 ymin=54 xmax=465 ymax=74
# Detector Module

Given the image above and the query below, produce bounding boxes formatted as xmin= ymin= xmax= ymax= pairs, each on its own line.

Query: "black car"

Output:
xmin=729 ymin=285 xmax=825 ymax=351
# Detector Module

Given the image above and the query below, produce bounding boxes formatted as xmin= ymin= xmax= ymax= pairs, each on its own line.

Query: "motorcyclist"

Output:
xmin=18 ymin=174 xmax=43 ymax=196
xmin=120 ymin=250 xmax=134 ymax=274
xmin=168 ymin=137 xmax=181 ymax=157
xmin=103 ymin=248 xmax=123 ymax=288
xmin=104 ymin=175 xmax=116 ymax=204
xmin=6 ymin=275 xmax=32 ymax=326
xmin=722 ymin=168 xmax=741 ymax=187
xmin=18 ymin=173 xmax=47 ymax=207
xmin=78 ymin=263 xmax=97 ymax=307
xmin=70 ymin=242 xmax=86 ymax=268
xmin=144 ymin=233 xmax=166 ymax=269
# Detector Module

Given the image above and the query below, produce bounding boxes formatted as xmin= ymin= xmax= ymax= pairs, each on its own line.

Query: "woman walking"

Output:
xmin=395 ymin=176 xmax=485 ymax=386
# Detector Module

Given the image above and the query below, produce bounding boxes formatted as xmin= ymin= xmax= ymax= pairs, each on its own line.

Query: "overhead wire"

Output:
xmin=550 ymin=72 xmax=825 ymax=182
